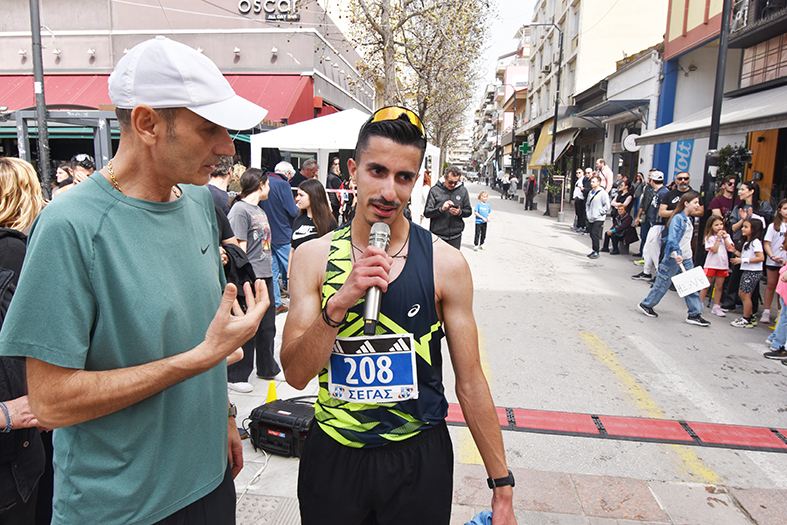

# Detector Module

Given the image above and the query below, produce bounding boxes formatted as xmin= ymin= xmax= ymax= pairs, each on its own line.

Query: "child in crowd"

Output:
xmin=763 ymin=256 xmax=787 ymax=361
xmin=730 ymin=219 xmax=765 ymax=328
xmin=761 ymin=199 xmax=787 ymax=323
xmin=474 ymin=191 xmax=491 ymax=251
xmin=638 ymin=191 xmax=710 ymax=326
xmin=700 ymin=215 xmax=736 ymax=317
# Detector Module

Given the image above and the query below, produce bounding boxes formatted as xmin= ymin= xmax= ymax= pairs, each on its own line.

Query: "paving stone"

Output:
xmin=572 ymin=473 xmax=668 ymax=522
xmin=729 ymin=487 xmax=787 ymax=525
xmin=648 ymin=482 xmax=752 ymax=525
xmin=236 ymin=494 xmax=300 ymax=524
xmin=514 ymin=509 xmax=590 ymax=524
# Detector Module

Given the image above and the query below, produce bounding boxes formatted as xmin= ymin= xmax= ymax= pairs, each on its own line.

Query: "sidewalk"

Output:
xmin=227 ymin=191 xmax=787 ymax=524
xmin=231 ymin=374 xmax=787 ymax=525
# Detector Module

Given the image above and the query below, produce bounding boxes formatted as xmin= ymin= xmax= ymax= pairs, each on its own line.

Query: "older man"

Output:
xmin=0 ymin=36 xmax=269 ymax=524
xmin=290 ymin=158 xmax=319 ymax=188
xmin=263 ymin=161 xmax=300 ymax=313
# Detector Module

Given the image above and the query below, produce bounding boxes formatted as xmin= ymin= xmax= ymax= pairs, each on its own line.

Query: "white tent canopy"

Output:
xmin=250 ymin=108 xmax=371 ymax=182
xmin=249 ymin=107 xmax=440 ymax=199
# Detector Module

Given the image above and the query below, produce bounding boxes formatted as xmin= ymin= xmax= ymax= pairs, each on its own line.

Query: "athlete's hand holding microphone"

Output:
xmin=323 ymin=222 xmax=393 ymax=330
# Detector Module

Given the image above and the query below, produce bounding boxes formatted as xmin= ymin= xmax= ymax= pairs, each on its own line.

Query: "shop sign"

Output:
xmin=238 ymin=0 xmax=301 ymax=21
xmin=673 ymin=139 xmax=694 ymax=175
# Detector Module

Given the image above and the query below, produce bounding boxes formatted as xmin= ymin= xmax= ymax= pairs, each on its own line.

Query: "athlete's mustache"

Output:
xmin=369 ymin=197 xmax=400 ymax=209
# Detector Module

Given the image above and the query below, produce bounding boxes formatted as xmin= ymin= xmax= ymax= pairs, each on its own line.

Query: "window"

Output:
xmin=740 ymin=34 xmax=787 ymax=88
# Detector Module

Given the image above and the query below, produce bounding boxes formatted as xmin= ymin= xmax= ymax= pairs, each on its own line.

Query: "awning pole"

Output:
xmin=29 ymin=0 xmax=51 ymax=199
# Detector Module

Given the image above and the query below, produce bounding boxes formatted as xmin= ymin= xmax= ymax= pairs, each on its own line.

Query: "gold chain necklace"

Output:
xmin=107 ymin=159 xmax=181 ymax=198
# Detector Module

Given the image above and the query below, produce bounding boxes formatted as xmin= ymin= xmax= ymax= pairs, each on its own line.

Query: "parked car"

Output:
xmin=465 ymin=171 xmax=479 ymax=182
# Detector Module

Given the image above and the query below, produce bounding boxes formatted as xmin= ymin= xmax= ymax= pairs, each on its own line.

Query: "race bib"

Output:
xmin=327 ymin=334 xmax=419 ymax=404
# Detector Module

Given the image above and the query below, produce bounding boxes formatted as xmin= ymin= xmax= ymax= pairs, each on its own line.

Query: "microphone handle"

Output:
xmin=363 ymin=286 xmax=382 ymax=335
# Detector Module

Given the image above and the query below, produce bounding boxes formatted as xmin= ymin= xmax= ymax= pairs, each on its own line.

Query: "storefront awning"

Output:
xmin=636 ymin=84 xmax=787 ymax=146
xmin=531 ymin=129 xmax=578 ymax=168
xmin=577 ymin=99 xmax=648 ymax=119
xmin=0 ymin=74 xmax=314 ymax=125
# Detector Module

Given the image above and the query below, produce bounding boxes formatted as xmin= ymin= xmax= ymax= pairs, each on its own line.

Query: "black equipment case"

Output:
xmin=249 ymin=399 xmax=314 ymax=458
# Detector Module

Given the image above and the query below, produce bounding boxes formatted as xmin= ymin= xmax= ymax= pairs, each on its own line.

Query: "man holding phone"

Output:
xmin=425 ymin=166 xmax=472 ymax=249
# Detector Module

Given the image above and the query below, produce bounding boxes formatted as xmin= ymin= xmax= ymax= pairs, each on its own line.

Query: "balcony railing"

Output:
xmin=732 ymin=0 xmax=787 ymax=32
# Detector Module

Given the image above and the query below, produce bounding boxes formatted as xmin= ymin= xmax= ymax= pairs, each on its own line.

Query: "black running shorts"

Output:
xmin=298 ymin=420 xmax=454 ymax=525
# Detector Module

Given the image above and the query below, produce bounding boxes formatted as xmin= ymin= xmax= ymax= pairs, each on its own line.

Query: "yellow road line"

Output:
xmin=579 ymin=332 xmax=720 ymax=484
xmin=456 ymin=327 xmax=488 ymax=464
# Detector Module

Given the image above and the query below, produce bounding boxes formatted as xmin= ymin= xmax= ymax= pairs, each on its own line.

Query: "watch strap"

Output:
xmin=228 ymin=402 xmax=237 ymax=418
xmin=487 ymin=469 xmax=515 ymax=489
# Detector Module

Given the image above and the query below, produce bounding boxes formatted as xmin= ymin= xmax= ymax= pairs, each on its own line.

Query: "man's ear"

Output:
xmin=130 ymin=105 xmax=167 ymax=146
xmin=348 ymin=158 xmax=357 ymax=184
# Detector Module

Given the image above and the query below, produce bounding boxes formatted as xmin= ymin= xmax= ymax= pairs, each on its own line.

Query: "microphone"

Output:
xmin=363 ymin=222 xmax=391 ymax=335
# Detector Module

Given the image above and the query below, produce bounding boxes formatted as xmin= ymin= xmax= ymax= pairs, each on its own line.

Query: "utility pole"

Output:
xmin=698 ymin=0 xmax=733 ymax=262
xmin=29 ymin=0 xmax=51 ymax=198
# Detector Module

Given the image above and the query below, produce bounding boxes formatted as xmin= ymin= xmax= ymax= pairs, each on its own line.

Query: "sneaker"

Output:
xmin=731 ymin=317 xmax=757 ymax=328
xmin=760 ymin=310 xmax=771 ymax=324
xmin=633 ymin=259 xmax=645 ymax=265
xmin=631 ymin=272 xmax=652 ymax=281
xmin=228 ymin=381 xmax=253 ymax=393
xmin=711 ymin=305 xmax=726 ymax=317
xmin=638 ymin=303 xmax=658 ymax=318
xmin=610 ymin=250 xmax=620 ymax=255
xmin=686 ymin=314 xmax=710 ymax=327
xmin=474 ymin=246 xmax=479 ymax=252
xmin=599 ymin=247 xmax=610 ymax=253
xmin=763 ymin=347 xmax=787 ymax=360
xmin=588 ymin=251 xmax=599 ymax=259
xmin=276 ymin=305 xmax=289 ymax=315
xmin=257 ymin=371 xmax=286 ymax=381
xmin=480 ymin=245 xmax=486 ymax=250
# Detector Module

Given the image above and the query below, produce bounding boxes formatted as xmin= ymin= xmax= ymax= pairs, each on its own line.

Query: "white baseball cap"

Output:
xmin=108 ymin=36 xmax=268 ymax=130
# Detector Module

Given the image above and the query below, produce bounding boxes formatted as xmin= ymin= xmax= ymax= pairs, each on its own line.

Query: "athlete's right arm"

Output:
xmin=27 ymin=281 xmax=268 ymax=429
xmin=281 ymin=235 xmax=392 ymax=390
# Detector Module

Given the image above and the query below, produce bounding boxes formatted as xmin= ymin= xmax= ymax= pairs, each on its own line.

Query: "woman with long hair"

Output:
xmin=721 ymin=180 xmax=773 ymax=311
xmin=0 ymin=157 xmax=50 ymax=524
xmin=638 ymin=191 xmax=710 ymax=326
xmin=289 ymin=179 xmax=337 ymax=273
xmin=226 ymin=168 xmax=280 ymax=390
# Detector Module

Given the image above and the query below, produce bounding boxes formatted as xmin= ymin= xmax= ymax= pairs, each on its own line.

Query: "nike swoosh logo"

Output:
xmin=201 ymin=245 xmax=210 ymax=254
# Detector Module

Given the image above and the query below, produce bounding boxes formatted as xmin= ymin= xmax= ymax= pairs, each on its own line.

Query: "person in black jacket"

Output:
xmin=0 ymin=157 xmax=48 ymax=525
xmin=424 ymin=166 xmax=472 ymax=249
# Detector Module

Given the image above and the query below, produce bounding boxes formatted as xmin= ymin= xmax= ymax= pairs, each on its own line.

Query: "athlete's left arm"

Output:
xmin=436 ymin=243 xmax=517 ymax=524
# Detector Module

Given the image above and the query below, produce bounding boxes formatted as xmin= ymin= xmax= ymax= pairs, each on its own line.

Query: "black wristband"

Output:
xmin=487 ymin=469 xmax=515 ymax=489
xmin=321 ymin=302 xmax=343 ymax=328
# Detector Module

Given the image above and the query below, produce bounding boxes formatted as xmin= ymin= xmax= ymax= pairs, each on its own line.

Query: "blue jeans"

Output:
xmin=642 ymin=256 xmax=702 ymax=316
xmin=770 ymin=297 xmax=787 ymax=350
xmin=270 ymin=243 xmax=291 ymax=308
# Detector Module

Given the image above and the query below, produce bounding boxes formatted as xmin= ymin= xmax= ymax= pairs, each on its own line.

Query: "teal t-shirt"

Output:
xmin=0 ymin=174 xmax=228 ymax=524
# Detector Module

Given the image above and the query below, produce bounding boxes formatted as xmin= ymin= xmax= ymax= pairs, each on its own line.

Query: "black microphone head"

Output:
xmin=369 ymin=222 xmax=391 ymax=251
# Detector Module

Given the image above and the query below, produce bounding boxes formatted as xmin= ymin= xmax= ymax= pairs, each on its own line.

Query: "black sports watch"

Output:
xmin=228 ymin=402 xmax=237 ymax=418
xmin=487 ymin=469 xmax=515 ymax=489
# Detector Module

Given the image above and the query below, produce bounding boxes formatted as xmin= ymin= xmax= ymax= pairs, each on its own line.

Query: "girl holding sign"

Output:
xmin=638 ymin=192 xmax=711 ymax=327
xmin=730 ymin=220 xmax=765 ymax=328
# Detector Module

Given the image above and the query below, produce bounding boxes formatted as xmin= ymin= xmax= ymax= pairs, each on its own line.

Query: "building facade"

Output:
xmin=0 ymin=0 xmax=374 ymax=167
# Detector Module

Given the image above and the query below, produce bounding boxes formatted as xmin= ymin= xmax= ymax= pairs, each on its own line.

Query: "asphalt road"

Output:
xmin=445 ymin=181 xmax=787 ymax=491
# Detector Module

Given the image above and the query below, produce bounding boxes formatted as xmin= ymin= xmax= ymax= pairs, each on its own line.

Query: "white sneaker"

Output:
xmin=760 ymin=310 xmax=771 ymax=324
xmin=228 ymin=381 xmax=253 ymax=393
xmin=480 ymin=245 xmax=486 ymax=250
xmin=474 ymin=246 xmax=478 ymax=251
xmin=711 ymin=305 xmax=726 ymax=317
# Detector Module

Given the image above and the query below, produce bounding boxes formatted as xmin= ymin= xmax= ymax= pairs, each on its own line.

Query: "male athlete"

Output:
xmin=282 ymin=107 xmax=516 ymax=524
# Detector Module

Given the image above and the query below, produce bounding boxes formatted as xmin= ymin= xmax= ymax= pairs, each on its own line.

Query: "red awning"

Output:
xmin=0 ymin=74 xmax=316 ymax=125
xmin=0 ymin=75 xmax=112 ymax=110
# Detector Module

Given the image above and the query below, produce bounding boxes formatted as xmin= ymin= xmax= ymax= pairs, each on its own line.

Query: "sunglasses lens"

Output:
xmin=371 ymin=107 xmax=425 ymax=136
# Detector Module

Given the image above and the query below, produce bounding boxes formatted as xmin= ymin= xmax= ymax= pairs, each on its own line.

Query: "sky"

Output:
xmin=466 ymin=0 xmax=537 ymax=132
